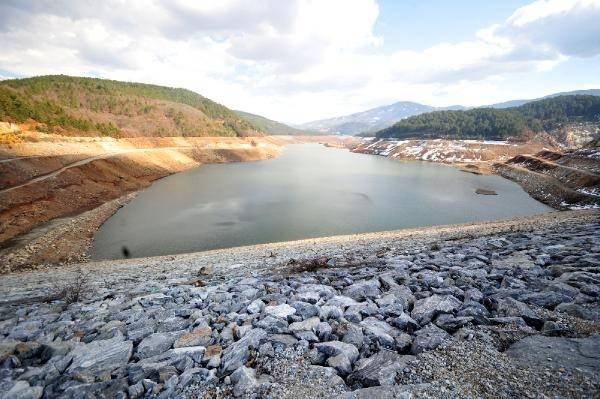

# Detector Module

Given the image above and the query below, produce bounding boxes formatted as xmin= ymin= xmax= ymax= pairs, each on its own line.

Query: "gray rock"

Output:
xmin=520 ymin=291 xmax=574 ymax=309
xmin=340 ymin=323 xmax=365 ymax=348
xmin=315 ymin=341 xmax=360 ymax=364
xmin=0 ymin=381 xmax=43 ymax=399
xmin=289 ymin=316 xmax=320 ymax=332
xmin=137 ymin=332 xmax=178 ymax=359
xmin=505 ymin=335 xmax=600 ymax=378
xmin=555 ymin=302 xmax=600 ymax=321
xmin=264 ymin=304 xmax=296 ymax=319
xmin=291 ymin=301 xmax=320 ymax=319
xmin=269 ymin=334 xmax=298 ymax=351
xmin=411 ymin=324 xmax=449 ymax=354
xmin=325 ymin=295 xmax=359 ymax=308
xmin=230 ymin=366 xmax=258 ymax=397
xmin=60 ymin=378 xmax=129 ymax=398
xmin=221 ymin=328 xmax=266 ymax=374
xmin=433 ymin=314 xmax=473 ymax=332
xmin=315 ymin=322 xmax=333 ymax=340
xmin=411 ymin=295 xmax=461 ymax=325
xmin=128 ymin=381 xmax=144 ymax=399
xmin=247 ymin=299 xmax=265 ymax=314
xmin=327 ymin=353 xmax=352 ymax=375
xmin=360 ymin=318 xmax=395 ymax=348
xmin=388 ymin=285 xmax=416 ymax=309
xmin=394 ymin=333 xmax=412 ymax=352
xmin=66 ymin=335 xmax=133 ymax=382
xmin=489 ymin=317 xmax=528 ymax=327
xmin=255 ymin=315 xmax=288 ymax=334
xmin=348 ymin=350 xmax=415 ymax=387
xmin=496 ymin=298 xmax=544 ymax=328
xmin=343 ymin=279 xmax=381 ymax=301
xmin=177 ymin=367 xmax=211 ymax=388
xmin=320 ymin=305 xmax=343 ymax=320
xmin=457 ymin=302 xmax=490 ymax=319
xmin=296 ymin=284 xmax=336 ymax=301
xmin=340 ymin=384 xmax=430 ymax=399
xmin=156 ymin=317 xmax=190 ymax=332
xmin=464 ymin=288 xmax=484 ymax=303
xmin=127 ymin=325 xmax=155 ymax=342
xmin=389 ymin=313 xmax=419 ymax=333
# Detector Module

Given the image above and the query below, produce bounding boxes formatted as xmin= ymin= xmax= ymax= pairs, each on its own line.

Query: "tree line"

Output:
xmin=376 ymin=95 xmax=600 ymax=140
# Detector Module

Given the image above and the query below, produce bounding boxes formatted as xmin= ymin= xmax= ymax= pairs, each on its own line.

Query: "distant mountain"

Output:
xmin=298 ymin=101 xmax=442 ymax=135
xmin=299 ymin=89 xmax=600 ymax=135
xmin=234 ymin=110 xmax=317 ymax=135
xmin=486 ymin=89 xmax=600 ymax=109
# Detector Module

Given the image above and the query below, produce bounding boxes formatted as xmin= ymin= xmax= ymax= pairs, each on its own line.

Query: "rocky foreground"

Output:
xmin=0 ymin=211 xmax=599 ymax=398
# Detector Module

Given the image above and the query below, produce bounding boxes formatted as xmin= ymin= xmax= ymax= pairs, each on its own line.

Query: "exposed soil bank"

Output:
xmin=0 ymin=132 xmax=358 ymax=272
xmin=494 ymin=144 xmax=600 ymax=210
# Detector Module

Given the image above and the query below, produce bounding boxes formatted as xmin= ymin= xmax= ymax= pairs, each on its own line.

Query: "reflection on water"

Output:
xmin=91 ymin=144 xmax=551 ymax=260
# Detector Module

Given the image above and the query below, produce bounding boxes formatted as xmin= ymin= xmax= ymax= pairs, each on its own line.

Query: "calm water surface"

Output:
xmin=91 ymin=144 xmax=551 ymax=259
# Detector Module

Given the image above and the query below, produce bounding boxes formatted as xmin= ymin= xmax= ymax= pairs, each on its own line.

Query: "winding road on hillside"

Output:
xmin=0 ymin=146 xmax=194 ymax=194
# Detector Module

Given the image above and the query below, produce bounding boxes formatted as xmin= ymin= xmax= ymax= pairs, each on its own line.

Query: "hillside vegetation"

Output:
xmin=0 ymin=75 xmax=261 ymax=137
xmin=234 ymin=110 xmax=317 ymax=135
xmin=376 ymin=95 xmax=600 ymax=140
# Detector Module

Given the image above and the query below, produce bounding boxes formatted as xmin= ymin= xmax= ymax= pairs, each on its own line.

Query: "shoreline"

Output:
xmin=0 ymin=134 xmax=593 ymax=272
xmin=1 ymin=209 xmax=596 ymax=301
xmin=0 ymin=136 xmax=358 ymax=272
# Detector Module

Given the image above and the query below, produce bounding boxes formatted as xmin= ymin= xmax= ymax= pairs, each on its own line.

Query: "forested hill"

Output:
xmin=0 ymin=75 xmax=262 ymax=137
xmin=375 ymin=95 xmax=600 ymax=140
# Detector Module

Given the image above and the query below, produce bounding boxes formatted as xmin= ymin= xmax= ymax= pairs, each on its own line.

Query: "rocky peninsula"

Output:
xmin=0 ymin=210 xmax=598 ymax=398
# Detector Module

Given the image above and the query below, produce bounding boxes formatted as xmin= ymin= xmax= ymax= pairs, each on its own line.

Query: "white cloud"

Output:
xmin=0 ymin=0 xmax=598 ymax=123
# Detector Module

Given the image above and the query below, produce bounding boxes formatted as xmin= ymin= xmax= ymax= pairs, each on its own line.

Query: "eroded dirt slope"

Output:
xmin=494 ymin=140 xmax=600 ymax=209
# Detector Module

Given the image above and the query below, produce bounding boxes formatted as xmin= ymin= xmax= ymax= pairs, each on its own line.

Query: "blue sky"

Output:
xmin=375 ymin=0 xmax=532 ymax=51
xmin=0 ymin=0 xmax=599 ymax=123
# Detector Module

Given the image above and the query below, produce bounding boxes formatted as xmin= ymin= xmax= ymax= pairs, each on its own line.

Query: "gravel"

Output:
xmin=0 ymin=210 xmax=598 ymax=398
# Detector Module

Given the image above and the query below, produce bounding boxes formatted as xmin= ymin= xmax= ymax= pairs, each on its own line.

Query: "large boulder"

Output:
xmin=343 ymin=279 xmax=381 ymax=301
xmin=411 ymin=324 xmax=449 ymax=354
xmin=264 ymin=304 xmax=296 ymax=319
xmin=0 ymin=381 xmax=43 ymax=399
xmin=66 ymin=335 xmax=133 ymax=382
xmin=359 ymin=318 xmax=395 ymax=348
xmin=496 ymin=298 xmax=544 ymax=328
xmin=221 ymin=328 xmax=266 ymax=375
xmin=505 ymin=335 xmax=600 ymax=378
xmin=348 ymin=350 xmax=415 ymax=387
xmin=315 ymin=341 xmax=360 ymax=364
xmin=136 ymin=332 xmax=179 ymax=359
xmin=411 ymin=295 xmax=461 ymax=325
xmin=230 ymin=366 xmax=259 ymax=397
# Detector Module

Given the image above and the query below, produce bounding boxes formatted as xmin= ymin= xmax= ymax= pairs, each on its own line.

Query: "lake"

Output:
xmin=91 ymin=144 xmax=551 ymax=260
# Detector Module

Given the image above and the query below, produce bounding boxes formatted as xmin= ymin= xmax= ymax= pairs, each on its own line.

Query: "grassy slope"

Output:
xmin=376 ymin=95 xmax=600 ymax=140
xmin=0 ymin=75 xmax=262 ymax=137
xmin=234 ymin=110 xmax=319 ymax=135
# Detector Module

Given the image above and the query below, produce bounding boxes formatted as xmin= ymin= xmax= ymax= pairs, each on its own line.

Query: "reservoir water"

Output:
xmin=91 ymin=144 xmax=551 ymax=260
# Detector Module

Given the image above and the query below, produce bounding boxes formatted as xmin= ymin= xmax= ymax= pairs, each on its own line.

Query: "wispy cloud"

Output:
xmin=0 ymin=0 xmax=598 ymax=123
